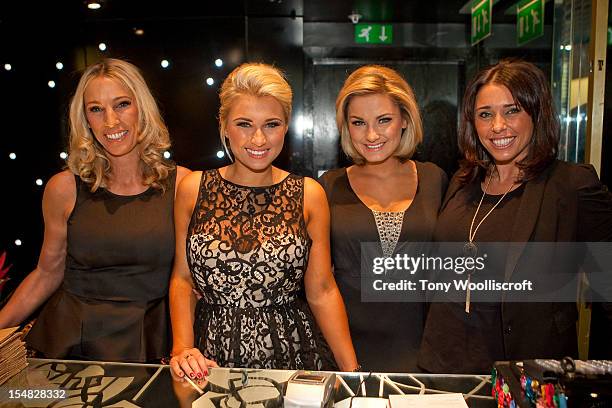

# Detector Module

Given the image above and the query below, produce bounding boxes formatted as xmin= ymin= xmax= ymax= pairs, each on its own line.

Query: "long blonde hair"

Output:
xmin=67 ymin=58 xmax=174 ymax=192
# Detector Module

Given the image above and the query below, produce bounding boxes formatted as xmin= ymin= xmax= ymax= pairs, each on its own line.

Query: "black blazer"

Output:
xmin=419 ymin=160 xmax=612 ymax=373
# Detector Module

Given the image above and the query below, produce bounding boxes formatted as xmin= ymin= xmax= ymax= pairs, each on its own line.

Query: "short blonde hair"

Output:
xmin=67 ymin=58 xmax=174 ymax=192
xmin=218 ymin=62 xmax=292 ymax=156
xmin=335 ymin=65 xmax=423 ymax=165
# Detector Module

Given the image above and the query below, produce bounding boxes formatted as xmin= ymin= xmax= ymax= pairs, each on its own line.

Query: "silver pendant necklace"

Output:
xmin=464 ymin=173 xmax=515 ymax=313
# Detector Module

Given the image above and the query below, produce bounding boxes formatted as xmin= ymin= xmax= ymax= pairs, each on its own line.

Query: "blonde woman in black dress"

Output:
xmin=319 ymin=65 xmax=448 ymax=372
xmin=169 ymin=63 xmax=358 ymax=380
xmin=0 ymin=59 xmax=190 ymax=361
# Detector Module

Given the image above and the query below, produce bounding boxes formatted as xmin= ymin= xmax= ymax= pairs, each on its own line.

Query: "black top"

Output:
xmin=26 ymin=170 xmax=176 ymax=362
xmin=187 ymin=169 xmax=335 ymax=370
xmin=421 ymin=180 xmax=525 ymax=374
xmin=419 ymin=160 xmax=612 ymax=373
xmin=319 ymin=162 xmax=448 ymax=372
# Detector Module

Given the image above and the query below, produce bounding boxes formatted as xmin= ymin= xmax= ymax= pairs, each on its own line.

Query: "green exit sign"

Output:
xmin=471 ymin=0 xmax=492 ymax=45
xmin=355 ymin=24 xmax=393 ymax=44
xmin=517 ymin=0 xmax=544 ymax=46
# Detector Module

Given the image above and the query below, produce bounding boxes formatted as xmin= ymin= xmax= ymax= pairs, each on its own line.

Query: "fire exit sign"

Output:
xmin=517 ymin=0 xmax=544 ymax=46
xmin=354 ymin=24 xmax=393 ymax=44
xmin=471 ymin=0 xmax=492 ymax=45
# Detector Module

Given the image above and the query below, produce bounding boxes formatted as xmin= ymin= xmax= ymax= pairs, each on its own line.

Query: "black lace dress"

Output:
xmin=187 ymin=169 xmax=335 ymax=370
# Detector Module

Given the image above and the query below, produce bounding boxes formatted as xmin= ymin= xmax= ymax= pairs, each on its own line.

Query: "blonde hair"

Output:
xmin=335 ymin=65 xmax=423 ymax=165
xmin=218 ymin=62 xmax=292 ymax=157
xmin=67 ymin=58 xmax=174 ymax=192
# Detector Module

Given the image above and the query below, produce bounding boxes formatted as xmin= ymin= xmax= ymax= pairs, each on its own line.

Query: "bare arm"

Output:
xmin=174 ymin=166 xmax=192 ymax=197
xmin=303 ymin=177 xmax=358 ymax=372
xmin=169 ymin=172 xmax=216 ymax=381
xmin=0 ymin=171 xmax=75 ymax=328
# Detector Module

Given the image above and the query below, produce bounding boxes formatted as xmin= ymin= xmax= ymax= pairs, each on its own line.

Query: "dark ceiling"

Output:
xmin=0 ymin=0 xmax=535 ymax=25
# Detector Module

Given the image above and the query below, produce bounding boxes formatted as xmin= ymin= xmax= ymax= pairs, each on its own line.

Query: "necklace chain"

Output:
xmin=468 ymin=173 xmax=515 ymax=244
xmin=464 ymin=172 xmax=516 ymax=314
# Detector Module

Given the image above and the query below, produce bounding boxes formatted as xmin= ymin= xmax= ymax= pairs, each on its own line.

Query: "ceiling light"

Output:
xmin=56 ymin=62 xmax=64 ymax=70
xmin=206 ymin=77 xmax=214 ymax=86
xmin=98 ymin=42 xmax=107 ymax=51
xmin=87 ymin=1 xmax=102 ymax=10
xmin=134 ymin=28 xmax=145 ymax=36
xmin=4 ymin=63 xmax=11 ymax=71
xmin=48 ymin=80 xmax=56 ymax=88
xmin=215 ymin=59 xmax=223 ymax=67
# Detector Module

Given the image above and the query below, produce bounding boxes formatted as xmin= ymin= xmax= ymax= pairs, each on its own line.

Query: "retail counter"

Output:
xmin=0 ymin=358 xmax=494 ymax=407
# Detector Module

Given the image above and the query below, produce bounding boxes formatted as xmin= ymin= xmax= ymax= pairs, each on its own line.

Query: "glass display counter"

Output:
xmin=0 ymin=358 xmax=495 ymax=407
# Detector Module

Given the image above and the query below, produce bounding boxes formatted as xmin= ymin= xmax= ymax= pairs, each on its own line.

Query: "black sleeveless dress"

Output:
xmin=187 ymin=169 xmax=334 ymax=370
xmin=26 ymin=170 xmax=176 ymax=362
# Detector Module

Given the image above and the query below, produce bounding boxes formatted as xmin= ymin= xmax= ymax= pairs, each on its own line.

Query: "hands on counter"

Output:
xmin=170 ymin=347 xmax=218 ymax=383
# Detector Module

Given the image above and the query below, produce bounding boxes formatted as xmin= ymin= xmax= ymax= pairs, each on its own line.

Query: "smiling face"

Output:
xmin=346 ymin=93 xmax=407 ymax=165
xmin=84 ymin=76 xmax=140 ymax=160
xmin=225 ymin=94 xmax=288 ymax=173
xmin=474 ymin=83 xmax=534 ymax=166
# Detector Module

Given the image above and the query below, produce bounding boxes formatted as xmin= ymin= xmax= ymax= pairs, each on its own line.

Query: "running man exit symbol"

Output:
xmin=359 ymin=25 xmax=372 ymax=42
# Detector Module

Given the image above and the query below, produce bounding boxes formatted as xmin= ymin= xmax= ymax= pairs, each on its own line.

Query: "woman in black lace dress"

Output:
xmin=169 ymin=63 xmax=358 ymax=381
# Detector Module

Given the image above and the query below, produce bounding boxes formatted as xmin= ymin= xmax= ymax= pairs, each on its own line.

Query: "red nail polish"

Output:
xmin=197 ymin=373 xmax=202 ymax=379
xmin=190 ymin=372 xmax=195 ymax=378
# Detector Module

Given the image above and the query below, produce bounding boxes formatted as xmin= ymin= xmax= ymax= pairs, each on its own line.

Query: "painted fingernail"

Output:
xmin=190 ymin=372 xmax=195 ymax=378
xmin=197 ymin=372 xmax=202 ymax=379
xmin=205 ymin=370 xmax=209 ymax=377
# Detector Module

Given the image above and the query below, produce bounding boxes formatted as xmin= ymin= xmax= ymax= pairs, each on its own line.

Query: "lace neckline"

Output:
xmin=215 ymin=168 xmax=292 ymax=190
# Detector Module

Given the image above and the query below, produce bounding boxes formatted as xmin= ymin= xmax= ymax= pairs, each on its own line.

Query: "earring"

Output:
xmin=222 ymin=135 xmax=234 ymax=162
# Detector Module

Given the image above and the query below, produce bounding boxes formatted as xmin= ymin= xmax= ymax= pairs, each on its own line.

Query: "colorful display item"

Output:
xmin=493 ymin=359 xmax=612 ymax=408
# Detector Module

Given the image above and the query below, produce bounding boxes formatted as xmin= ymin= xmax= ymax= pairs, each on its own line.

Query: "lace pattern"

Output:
xmin=187 ymin=169 xmax=334 ymax=369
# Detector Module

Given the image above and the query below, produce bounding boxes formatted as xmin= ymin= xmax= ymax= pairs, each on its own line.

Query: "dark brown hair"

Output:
xmin=457 ymin=59 xmax=559 ymax=184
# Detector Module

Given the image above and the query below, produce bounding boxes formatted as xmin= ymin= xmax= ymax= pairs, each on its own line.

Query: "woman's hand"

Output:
xmin=170 ymin=347 xmax=218 ymax=382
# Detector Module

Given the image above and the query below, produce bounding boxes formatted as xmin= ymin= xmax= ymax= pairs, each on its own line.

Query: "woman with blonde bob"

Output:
xmin=169 ymin=62 xmax=358 ymax=380
xmin=0 ymin=58 xmax=190 ymax=361
xmin=318 ymin=65 xmax=448 ymax=372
